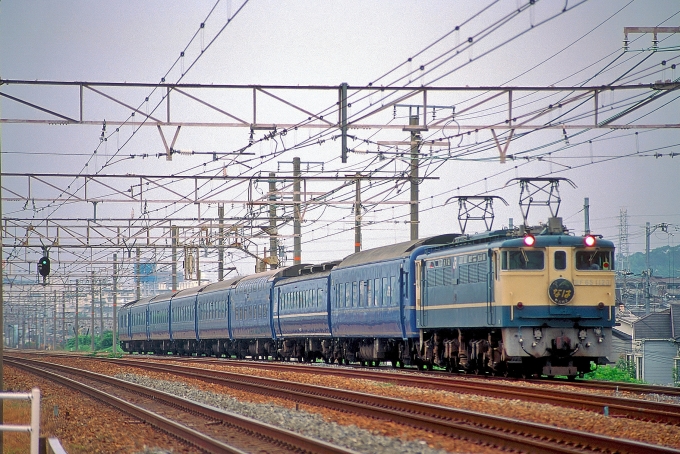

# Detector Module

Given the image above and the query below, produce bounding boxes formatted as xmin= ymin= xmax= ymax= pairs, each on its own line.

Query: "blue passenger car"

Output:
xmin=170 ymin=286 xmax=203 ymax=353
xmin=328 ymin=235 xmax=457 ymax=364
xmin=274 ymin=265 xmax=333 ymax=339
xmin=330 ymin=235 xmax=458 ymax=338
xmin=148 ymin=292 xmax=173 ymax=347
xmin=128 ymin=296 xmax=153 ymax=345
xmin=231 ymin=269 xmax=278 ymax=341
xmin=196 ymin=277 xmax=241 ymax=355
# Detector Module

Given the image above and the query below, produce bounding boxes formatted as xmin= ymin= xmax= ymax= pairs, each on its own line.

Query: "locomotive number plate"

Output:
xmin=574 ymin=279 xmax=612 ymax=286
xmin=548 ymin=278 xmax=575 ymax=305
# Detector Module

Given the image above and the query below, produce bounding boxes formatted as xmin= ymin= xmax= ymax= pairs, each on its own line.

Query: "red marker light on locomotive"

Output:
xmin=523 ymin=234 xmax=536 ymax=246
xmin=584 ymin=235 xmax=596 ymax=247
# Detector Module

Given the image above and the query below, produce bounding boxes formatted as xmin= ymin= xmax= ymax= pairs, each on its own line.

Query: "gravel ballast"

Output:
xmin=117 ymin=372 xmax=448 ymax=454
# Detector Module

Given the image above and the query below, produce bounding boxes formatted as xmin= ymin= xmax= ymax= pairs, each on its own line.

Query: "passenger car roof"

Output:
xmin=335 ymin=234 xmax=459 ymax=268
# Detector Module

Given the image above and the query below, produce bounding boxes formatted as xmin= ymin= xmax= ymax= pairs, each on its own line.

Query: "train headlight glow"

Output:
xmin=584 ymin=235 xmax=596 ymax=247
xmin=523 ymin=234 xmax=536 ymax=246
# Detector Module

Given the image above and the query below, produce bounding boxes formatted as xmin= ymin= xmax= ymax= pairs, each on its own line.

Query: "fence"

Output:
xmin=0 ymin=387 xmax=41 ymax=454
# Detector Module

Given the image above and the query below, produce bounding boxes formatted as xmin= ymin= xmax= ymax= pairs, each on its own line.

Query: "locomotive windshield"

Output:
xmin=500 ymin=249 xmax=544 ymax=270
xmin=575 ymin=250 xmax=613 ymax=271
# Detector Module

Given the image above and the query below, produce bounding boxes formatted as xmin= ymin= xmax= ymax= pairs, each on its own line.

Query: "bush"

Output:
xmin=584 ymin=358 xmax=645 ymax=383
xmin=64 ymin=331 xmax=120 ymax=352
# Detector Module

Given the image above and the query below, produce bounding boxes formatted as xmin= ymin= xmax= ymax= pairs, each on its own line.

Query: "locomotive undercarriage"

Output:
xmin=415 ymin=326 xmax=608 ymax=378
xmin=416 ymin=329 xmax=509 ymax=375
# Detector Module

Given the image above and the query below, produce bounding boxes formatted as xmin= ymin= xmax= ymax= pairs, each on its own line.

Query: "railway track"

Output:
xmin=106 ymin=354 xmax=680 ymax=426
xmin=5 ymin=355 xmax=358 ymax=454
xmin=528 ymin=376 xmax=680 ymax=399
xmin=11 ymin=353 xmax=679 ymax=454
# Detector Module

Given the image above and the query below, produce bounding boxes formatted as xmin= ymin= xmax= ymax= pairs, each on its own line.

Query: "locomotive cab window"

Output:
xmin=554 ymin=251 xmax=567 ymax=270
xmin=575 ymin=250 xmax=613 ymax=271
xmin=500 ymin=249 xmax=544 ymax=270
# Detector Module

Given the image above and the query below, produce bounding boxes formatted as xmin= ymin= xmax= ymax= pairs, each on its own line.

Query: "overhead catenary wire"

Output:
xmin=7 ymin=1 xmax=680 ymax=286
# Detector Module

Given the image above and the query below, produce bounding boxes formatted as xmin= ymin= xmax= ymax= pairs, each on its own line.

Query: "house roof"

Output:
xmin=633 ymin=309 xmax=672 ymax=340
xmin=671 ymin=303 xmax=680 ymax=339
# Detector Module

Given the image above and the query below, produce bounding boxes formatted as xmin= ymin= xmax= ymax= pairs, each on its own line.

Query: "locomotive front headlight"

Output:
xmin=523 ymin=234 xmax=536 ymax=247
xmin=584 ymin=235 xmax=596 ymax=247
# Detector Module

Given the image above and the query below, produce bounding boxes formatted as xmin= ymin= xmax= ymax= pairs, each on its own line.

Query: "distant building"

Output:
xmin=616 ymin=274 xmax=680 ymax=316
xmin=629 ymin=303 xmax=680 ymax=386
xmin=612 ymin=304 xmax=635 ymax=361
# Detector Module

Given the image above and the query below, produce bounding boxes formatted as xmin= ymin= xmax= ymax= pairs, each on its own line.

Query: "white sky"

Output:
xmin=1 ymin=0 xmax=679 ymax=282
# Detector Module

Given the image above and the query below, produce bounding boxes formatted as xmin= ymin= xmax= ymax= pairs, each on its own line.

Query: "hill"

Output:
xmin=627 ymin=245 xmax=680 ymax=278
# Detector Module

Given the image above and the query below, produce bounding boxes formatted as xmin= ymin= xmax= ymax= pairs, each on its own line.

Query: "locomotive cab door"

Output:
xmin=548 ymin=248 xmax=570 ymax=315
xmin=487 ymin=249 xmax=495 ymax=325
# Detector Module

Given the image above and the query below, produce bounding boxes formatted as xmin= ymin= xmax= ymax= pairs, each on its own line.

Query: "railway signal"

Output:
xmin=37 ymin=256 xmax=51 ymax=277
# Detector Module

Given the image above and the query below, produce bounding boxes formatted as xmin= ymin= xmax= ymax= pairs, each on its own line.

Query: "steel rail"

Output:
xmin=527 ymin=377 xmax=680 ymax=399
xmin=6 ymin=356 xmax=358 ymax=454
xmin=80 ymin=355 xmax=680 ymax=454
xmin=6 ymin=358 xmax=247 ymax=454
xmin=125 ymin=355 xmax=680 ymax=426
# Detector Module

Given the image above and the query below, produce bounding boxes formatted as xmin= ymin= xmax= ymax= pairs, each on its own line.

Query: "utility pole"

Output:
xmin=41 ymin=294 xmax=46 ymax=349
xmin=645 ymin=222 xmax=669 ymax=314
xmin=269 ymin=173 xmax=278 ymax=269
xmin=20 ymin=308 xmax=25 ymax=350
xmin=409 ymin=114 xmax=420 ymax=241
xmin=618 ymin=209 xmax=630 ymax=304
xmin=52 ymin=290 xmax=57 ymax=350
xmin=172 ymin=226 xmax=178 ymax=291
xmin=293 ymin=157 xmax=301 ymax=265
xmin=62 ymin=291 xmax=66 ymax=347
xmin=75 ymin=279 xmax=79 ymax=352
xmin=99 ymin=281 xmax=103 ymax=343
xmin=583 ymin=197 xmax=590 ymax=235
xmin=218 ymin=204 xmax=225 ymax=281
xmin=355 ymin=174 xmax=362 ymax=252
xmin=136 ymin=247 xmax=141 ymax=300
xmin=91 ymin=270 xmax=96 ymax=351
xmin=113 ymin=253 xmax=118 ymax=355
